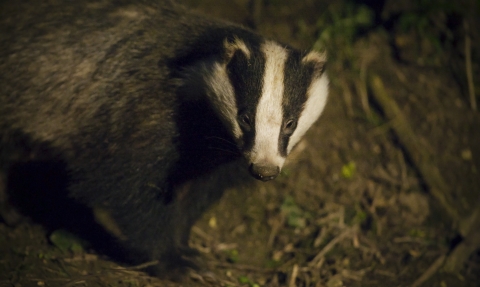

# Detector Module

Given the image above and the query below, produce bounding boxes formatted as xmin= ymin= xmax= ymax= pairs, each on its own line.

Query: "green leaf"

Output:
xmin=227 ymin=249 xmax=239 ymax=263
xmin=49 ymin=230 xmax=85 ymax=253
xmin=341 ymin=161 xmax=356 ymax=179
xmin=238 ymin=275 xmax=251 ymax=284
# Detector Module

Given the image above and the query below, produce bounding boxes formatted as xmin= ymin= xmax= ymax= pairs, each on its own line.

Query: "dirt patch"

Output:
xmin=1 ymin=0 xmax=479 ymax=286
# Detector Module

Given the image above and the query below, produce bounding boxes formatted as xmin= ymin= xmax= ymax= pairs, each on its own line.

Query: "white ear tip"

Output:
xmin=302 ymin=50 xmax=327 ymax=64
xmin=302 ymin=50 xmax=327 ymax=75
xmin=223 ymin=36 xmax=251 ymax=61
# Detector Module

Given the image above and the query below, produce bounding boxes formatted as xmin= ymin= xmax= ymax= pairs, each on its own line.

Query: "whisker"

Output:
xmin=207 ymin=146 xmax=241 ymax=156
xmin=205 ymin=136 xmax=237 ymax=147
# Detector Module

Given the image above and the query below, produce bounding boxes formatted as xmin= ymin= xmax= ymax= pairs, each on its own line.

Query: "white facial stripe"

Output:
xmin=203 ymin=38 xmax=251 ymax=143
xmin=249 ymin=41 xmax=287 ymax=167
xmin=288 ymin=72 xmax=329 ymax=153
xmin=207 ymin=62 xmax=242 ymax=140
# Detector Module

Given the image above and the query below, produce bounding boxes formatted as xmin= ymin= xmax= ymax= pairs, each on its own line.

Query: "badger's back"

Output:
xmin=0 ymin=1 xmax=213 ymax=151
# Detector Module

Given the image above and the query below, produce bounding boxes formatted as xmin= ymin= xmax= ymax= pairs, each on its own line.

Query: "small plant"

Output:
xmin=341 ymin=161 xmax=356 ymax=179
xmin=49 ymin=230 xmax=85 ymax=254
xmin=312 ymin=2 xmax=374 ymax=67
xmin=395 ymin=0 xmax=459 ymax=65
xmin=281 ymin=196 xmax=309 ymax=228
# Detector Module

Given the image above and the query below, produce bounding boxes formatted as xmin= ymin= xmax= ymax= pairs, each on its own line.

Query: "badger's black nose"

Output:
xmin=249 ymin=164 xmax=279 ymax=182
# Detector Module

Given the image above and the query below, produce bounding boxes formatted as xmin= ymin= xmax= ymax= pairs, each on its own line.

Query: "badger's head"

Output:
xmin=200 ymin=36 xmax=329 ymax=182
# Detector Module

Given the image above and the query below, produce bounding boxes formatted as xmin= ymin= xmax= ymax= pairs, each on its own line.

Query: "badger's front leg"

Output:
xmin=170 ymin=160 xmax=254 ymax=251
xmin=95 ymin=183 xmax=200 ymax=279
xmin=107 ymin=177 xmax=237 ymax=280
xmin=0 ymin=171 xmax=24 ymax=226
xmin=68 ymin=157 xmax=198 ymax=280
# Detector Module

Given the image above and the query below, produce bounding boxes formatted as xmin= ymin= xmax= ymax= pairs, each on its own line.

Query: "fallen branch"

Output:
xmin=369 ymin=75 xmax=460 ymax=222
xmin=444 ymin=207 xmax=480 ymax=272
xmin=369 ymin=74 xmax=480 ymax=278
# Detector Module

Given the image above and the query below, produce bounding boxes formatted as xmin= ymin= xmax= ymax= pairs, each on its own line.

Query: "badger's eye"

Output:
xmin=242 ymin=115 xmax=250 ymax=125
xmin=284 ymin=119 xmax=297 ymax=135
xmin=238 ymin=113 xmax=252 ymax=131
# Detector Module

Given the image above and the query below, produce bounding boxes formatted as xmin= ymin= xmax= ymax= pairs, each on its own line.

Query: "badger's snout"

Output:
xmin=249 ymin=163 xmax=279 ymax=182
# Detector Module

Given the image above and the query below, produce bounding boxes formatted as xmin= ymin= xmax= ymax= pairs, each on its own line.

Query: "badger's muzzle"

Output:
xmin=249 ymin=163 xmax=279 ymax=182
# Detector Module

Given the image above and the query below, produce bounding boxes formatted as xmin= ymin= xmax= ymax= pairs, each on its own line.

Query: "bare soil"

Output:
xmin=1 ymin=0 xmax=479 ymax=286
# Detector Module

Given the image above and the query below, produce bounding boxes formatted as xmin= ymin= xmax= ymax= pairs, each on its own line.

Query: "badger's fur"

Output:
xmin=0 ymin=0 xmax=328 ymax=278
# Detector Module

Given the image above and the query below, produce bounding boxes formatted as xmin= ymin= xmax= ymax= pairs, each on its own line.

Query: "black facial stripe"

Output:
xmin=226 ymin=42 xmax=265 ymax=152
xmin=278 ymin=50 xmax=314 ymax=156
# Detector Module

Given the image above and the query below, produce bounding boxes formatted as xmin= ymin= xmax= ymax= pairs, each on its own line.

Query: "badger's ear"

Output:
xmin=302 ymin=50 xmax=327 ymax=76
xmin=222 ymin=36 xmax=251 ymax=64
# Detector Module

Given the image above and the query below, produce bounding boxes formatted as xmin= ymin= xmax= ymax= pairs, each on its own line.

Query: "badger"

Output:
xmin=0 ymin=0 xmax=328 ymax=279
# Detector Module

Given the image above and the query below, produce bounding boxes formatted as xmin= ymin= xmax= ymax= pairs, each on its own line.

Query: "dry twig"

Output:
xmin=309 ymin=227 xmax=356 ymax=267
xmin=268 ymin=213 xmax=285 ymax=247
xmin=340 ymin=78 xmax=355 ymax=117
xmin=112 ymin=260 xmax=159 ymax=270
xmin=356 ymin=60 xmax=371 ymax=117
xmin=214 ymin=262 xmax=275 ymax=273
xmin=289 ymin=264 xmax=299 ymax=287
xmin=369 ymin=74 xmax=480 ymax=279
xmin=411 ymin=254 xmax=446 ymax=287
xmin=464 ymin=20 xmax=477 ymax=111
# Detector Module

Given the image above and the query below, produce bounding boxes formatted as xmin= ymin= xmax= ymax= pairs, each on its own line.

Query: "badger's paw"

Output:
xmin=144 ymin=248 xmax=214 ymax=283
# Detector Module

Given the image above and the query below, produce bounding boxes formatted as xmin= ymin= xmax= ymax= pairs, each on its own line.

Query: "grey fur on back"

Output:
xmin=2 ymin=0 xmax=210 ymax=153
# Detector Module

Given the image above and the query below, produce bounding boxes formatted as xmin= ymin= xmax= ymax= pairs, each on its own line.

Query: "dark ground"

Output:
xmin=1 ymin=0 xmax=479 ymax=286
